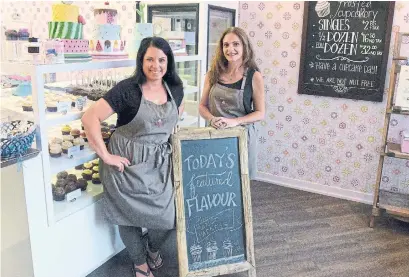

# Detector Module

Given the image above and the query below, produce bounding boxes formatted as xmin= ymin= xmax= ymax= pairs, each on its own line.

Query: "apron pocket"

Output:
xmin=122 ymin=158 xmax=170 ymax=195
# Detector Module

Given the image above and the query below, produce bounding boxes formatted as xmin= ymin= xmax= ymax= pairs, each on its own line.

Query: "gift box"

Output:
xmin=401 ymin=131 xmax=409 ymax=154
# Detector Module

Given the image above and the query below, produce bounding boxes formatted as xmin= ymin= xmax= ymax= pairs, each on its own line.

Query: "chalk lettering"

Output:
xmin=185 ymin=192 xmax=238 ymax=217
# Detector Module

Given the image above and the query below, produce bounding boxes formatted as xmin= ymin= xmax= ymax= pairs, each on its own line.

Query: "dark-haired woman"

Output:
xmin=82 ymin=37 xmax=184 ymax=277
xmin=199 ymin=27 xmax=265 ymax=180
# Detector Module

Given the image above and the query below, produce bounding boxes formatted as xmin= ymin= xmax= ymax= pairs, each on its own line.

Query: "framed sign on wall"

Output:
xmin=298 ymin=1 xmax=395 ymax=102
xmin=171 ymin=127 xmax=256 ymax=277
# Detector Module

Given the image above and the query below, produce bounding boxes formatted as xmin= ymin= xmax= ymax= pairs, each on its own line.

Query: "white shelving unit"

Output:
xmin=1 ymin=55 xmax=204 ymax=226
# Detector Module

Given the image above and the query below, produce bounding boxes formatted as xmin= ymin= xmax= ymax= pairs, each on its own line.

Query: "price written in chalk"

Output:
xmin=362 ymin=20 xmax=379 ymax=30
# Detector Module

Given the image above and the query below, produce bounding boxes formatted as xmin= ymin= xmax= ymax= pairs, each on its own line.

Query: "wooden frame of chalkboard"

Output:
xmin=298 ymin=1 xmax=395 ymax=102
xmin=172 ymin=127 xmax=256 ymax=277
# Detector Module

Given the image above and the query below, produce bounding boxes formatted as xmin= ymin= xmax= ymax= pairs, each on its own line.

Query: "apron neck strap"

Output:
xmin=241 ymin=68 xmax=249 ymax=90
xmin=163 ymin=81 xmax=175 ymax=101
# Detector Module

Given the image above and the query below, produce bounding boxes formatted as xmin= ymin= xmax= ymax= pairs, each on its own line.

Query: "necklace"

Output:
xmin=227 ymin=67 xmax=242 ymax=81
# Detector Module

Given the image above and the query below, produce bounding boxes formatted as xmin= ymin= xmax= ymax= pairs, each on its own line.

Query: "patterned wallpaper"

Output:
xmin=1 ymin=1 xmax=408 ymax=196
xmin=238 ymin=2 xmax=409 ymax=196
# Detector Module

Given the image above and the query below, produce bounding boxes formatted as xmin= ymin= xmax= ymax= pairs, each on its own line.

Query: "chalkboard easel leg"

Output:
xmin=248 ymin=267 xmax=256 ymax=277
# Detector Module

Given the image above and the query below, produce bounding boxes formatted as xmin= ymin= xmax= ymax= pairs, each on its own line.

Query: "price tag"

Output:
xmin=66 ymin=188 xmax=81 ymax=202
xmin=75 ymin=96 xmax=87 ymax=111
xmin=57 ymin=101 xmax=72 ymax=115
xmin=67 ymin=145 xmax=81 ymax=159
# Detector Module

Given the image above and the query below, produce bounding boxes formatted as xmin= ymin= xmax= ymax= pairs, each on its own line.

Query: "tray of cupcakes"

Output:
xmin=52 ymin=159 xmax=101 ymax=202
xmin=48 ymin=120 xmax=116 ymax=158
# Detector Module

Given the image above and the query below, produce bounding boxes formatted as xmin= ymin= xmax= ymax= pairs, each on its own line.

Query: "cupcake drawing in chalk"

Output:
xmin=222 ymin=239 xmax=233 ymax=258
xmin=206 ymin=241 xmax=218 ymax=261
xmin=315 ymin=1 xmax=330 ymax=18
xmin=190 ymin=244 xmax=202 ymax=263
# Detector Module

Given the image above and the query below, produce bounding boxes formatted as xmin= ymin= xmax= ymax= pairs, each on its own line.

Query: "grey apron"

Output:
xmin=100 ymin=82 xmax=178 ymax=229
xmin=208 ymin=69 xmax=258 ymax=179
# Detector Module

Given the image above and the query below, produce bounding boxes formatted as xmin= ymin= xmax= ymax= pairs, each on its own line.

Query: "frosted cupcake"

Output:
xmin=49 ymin=143 xmax=62 ymax=158
xmin=190 ymin=244 xmax=202 ymax=263
xmin=73 ymin=137 xmax=85 ymax=150
xmin=62 ymin=141 xmax=73 ymax=154
xmin=315 ymin=1 xmax=330 ymax=18
xmin=206 ymin=241 xmax=218 ymax=261
xmin=222 ymin=239 xmax=233 ymax=257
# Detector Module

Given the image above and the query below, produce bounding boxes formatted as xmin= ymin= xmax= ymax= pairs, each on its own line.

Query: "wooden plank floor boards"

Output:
xmin=88 ymin=181 xmax=409 ymax=277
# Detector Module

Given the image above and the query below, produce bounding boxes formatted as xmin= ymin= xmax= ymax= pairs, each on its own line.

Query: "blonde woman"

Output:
xmin=199 ymin=27 xmax=265 ymax=180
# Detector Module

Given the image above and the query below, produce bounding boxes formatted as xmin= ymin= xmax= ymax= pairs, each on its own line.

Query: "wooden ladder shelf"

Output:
xmin=370 ymin=30 xmax=409 ymax=227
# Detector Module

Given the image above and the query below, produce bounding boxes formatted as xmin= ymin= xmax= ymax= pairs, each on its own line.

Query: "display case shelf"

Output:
xmin=382 ymin=143 xmax=409 ymax=160
xmin=50 ymin=146 xmax=97 ymax=175
xmin=0 ymin=56 xmax=202 ymax=74
xmin=53 ymin=182 xmax=103 ymax=222
xmin=378 ymin=190 xmax=409 ymax=219
xmin=386 ymin=107 xmax=409 ymax=115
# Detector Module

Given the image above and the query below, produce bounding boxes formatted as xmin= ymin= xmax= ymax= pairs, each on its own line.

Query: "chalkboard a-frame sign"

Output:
xmin=172 ymin=127 xmax=256 ymax=277
xmin=298 ymin=1 xmax=395 ymax=102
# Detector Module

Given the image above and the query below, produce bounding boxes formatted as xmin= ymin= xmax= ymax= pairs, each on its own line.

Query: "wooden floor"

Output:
xmin=88 ymin=181 xmax=409 ymax=277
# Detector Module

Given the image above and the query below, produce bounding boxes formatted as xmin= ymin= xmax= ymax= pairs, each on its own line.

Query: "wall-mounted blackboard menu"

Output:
xmin=172 ymin=127 xmax=256 ymax=277
xmin=298 ymin=1 xmax=395 ymax=102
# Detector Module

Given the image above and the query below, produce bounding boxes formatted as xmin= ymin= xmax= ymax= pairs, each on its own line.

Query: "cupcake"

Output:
xmin=53 ymin=186 xmax=66 ymax=201
xmin=18 ymin=28 xmax=30 ymax=40
xmin=102 ymin=132 xmax=110 ymax=143
xmin=73 ymin=137 xmax=85 ymax=150
xmin=62 ymin=135 xmax=74 ymax=142
xmin=92 ymin=173 xmax=101 ymax=184
xmin=82 ymin=169 xmax=93 ymax=180
xmin=5 ymin=29 xmax=18 ymax=40
xmin=65 ymin=181 xmax=78 ymax=194
xmin=46 ymin=102 xmax=58 ymax=112
xmin=62 ymin=141 xmax=73 ymax=154
xmin=83 ymin=162 xmax=93 ymax=170
xmin=61 ymin=125 xmax=72 ymax=135
xmin=55 ymin=179 xmax=67 ymax=188
xmin=92 ymin=166 xmax=99 ymax=174
xmin=57 ymin=171 xmax=68 ymax=180
xmin=70 ymin=129 xmax=80 ymax=138
xmin=76 ymin=178 xmax=88 ymax=191
xmin=80 ymin=131 xmax=87 ymax=142
xmin=66 ymin=174 xmax=77 ymax=182
xmin=49 ymin=143 xmax=62 ymax=158
xmin=22 ymin=101 xmax=33 ymax=112
xmin=51 ymin=137 xmax=63 ymax=144
xmin=101 ymin=126 xmax=110 ymax=133
xmin=315 ymin=1 xmax=330 ymax=18
xmin=92 ymin=159 xmax=99 ymax=167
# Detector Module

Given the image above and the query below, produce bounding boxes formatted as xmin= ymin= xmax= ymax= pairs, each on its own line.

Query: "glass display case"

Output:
xmin=0 ymin=56 xmax=203 ymax=226
xmin=207 ymin=5 xmax=235 ymax=70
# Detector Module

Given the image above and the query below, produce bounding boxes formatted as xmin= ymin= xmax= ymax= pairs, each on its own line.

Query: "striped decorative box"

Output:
xmin=48 ymin=22 xmax=83 ymax=39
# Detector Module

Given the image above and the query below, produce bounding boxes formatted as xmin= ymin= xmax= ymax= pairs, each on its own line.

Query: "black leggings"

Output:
xmin=118 ymin=225 xmax=171 ymax=266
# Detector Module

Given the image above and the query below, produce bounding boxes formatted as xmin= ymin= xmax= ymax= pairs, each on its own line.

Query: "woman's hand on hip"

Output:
xmin=103 ymin=154 xmax=130 ymax=172
xmin=217 ymin=117 xmax=240 ymax=129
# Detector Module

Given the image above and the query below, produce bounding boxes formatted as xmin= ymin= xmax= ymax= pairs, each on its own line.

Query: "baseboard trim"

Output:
xmin=255 ymin=172 xmax=373 ymax=205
